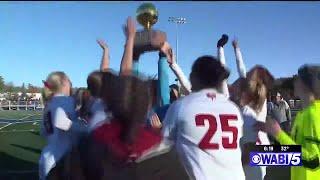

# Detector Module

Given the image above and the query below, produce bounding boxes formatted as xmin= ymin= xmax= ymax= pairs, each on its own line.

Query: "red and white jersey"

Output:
xmin=162 ymin=89 xmax=245 ymax=180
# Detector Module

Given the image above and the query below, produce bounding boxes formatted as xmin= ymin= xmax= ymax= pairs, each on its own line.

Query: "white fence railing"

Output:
xmin=0 ymin=101 xmax=44 ymax=110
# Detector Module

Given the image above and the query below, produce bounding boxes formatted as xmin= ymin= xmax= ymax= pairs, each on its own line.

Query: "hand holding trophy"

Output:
xmin=133 ymin=3 xmax=167 ymax=60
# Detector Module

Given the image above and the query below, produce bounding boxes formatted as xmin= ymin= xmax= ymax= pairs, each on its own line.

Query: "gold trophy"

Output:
xmin=134 ymin=3 xmax=167 ymax=60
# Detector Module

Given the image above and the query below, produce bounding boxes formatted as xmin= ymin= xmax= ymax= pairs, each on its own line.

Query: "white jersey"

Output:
xmin=241 ymin=103 xmax=269 ymax=145
xmin=39 ymin=94 xmax=86 ymax=180
xmin=162 ymin=89 xmax=245 ymax=180
xmin=240 ymin=103 xmax=269 ymax=180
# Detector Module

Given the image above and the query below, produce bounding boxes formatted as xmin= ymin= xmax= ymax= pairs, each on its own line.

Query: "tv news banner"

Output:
xmin=250 ymin=145 xmax=302 ymax=166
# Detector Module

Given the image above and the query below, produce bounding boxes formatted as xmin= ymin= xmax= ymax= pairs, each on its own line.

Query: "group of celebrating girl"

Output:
xmin=39 ymin=16 xmax=320 ymax=180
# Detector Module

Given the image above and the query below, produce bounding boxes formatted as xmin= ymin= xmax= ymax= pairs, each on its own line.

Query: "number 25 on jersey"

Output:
xmin=195 ymin=114 xmax=238 ymax=150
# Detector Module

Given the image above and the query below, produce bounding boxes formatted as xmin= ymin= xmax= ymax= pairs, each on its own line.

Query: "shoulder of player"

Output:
xmin=50 ymin=96 xmax=75 ymax=105
xmin=174 ymin=92 xmax=196 ymax=105
xmin=305 ymin=103 xmax=320 ymax=123
xmin=241 ymin=106 xmax=258 ymax=122
xmin=225 ymin=97 xmax=241 ymax=109
xmin=164 ymin=97 xmax=186 ymax=120
xmin=279 ymin=101 xmax=288 ymax=108
xmin=169 ymin=96 xmax=185 ymax=110
xmin=242 ymin=105 xmax=257 ymax=117
xmin=223 ymin=98 xmax=244 ymax=118
xmin=48 ymin=97 xmax=74 ymax=114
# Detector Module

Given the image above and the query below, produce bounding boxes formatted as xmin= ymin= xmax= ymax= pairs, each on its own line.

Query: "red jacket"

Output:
xmin=93 ymin=120 xmax=162 ymax=164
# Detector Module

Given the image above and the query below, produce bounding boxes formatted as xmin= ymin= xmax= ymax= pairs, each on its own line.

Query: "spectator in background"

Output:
xmin=267 ymin=95 xmax=273 ymax=111
xmin=268 ymin=92 xmax=292 ymax=133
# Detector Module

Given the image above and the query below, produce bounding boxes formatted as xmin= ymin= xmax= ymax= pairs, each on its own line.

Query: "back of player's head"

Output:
xmin=43 ymin=71 xmax=70 ymax=100
xmin=101 ymin=72 xmax=152 ymax=143
xmin=240 ymin=78 xmax=267 ymax=112
xmin=240 ymin=66 xmax=274 ymax=112
xmin=247 ymin=65 xmax=274 ymax=89
xmin=190 ymin=55 xmax=230 ymax=92
xmin=298 ymin=64 xmax=320 ymax=98
xmin=87 ymin=71 xmax=103 ymax=98
xmin=73 ymin=88 xmax=91 ymax=118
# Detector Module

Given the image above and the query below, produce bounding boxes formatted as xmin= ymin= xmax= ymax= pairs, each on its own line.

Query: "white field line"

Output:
xmin=0 ymin=113 xmax=41 ymax=121
xmin=0 ymin=119 xmax=41 ymax=132
xmin=0 ymin=129 xmax=35 ymax=133
xmin=13 ymin=120 xmax=41 ymax=124
xmin=0 ymin=123 xmax=8 ymax=129
xmin=0 ymin=123 xmax=13 ymax=130
xmin=19 ymin=115 xmax=33 ymax=120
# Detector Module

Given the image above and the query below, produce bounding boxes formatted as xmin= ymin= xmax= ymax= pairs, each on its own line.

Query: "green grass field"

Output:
xmin=0 ymin=111 xmax=45 ymax=180
xmin=0 ymin=110 xmax=42 ymax=120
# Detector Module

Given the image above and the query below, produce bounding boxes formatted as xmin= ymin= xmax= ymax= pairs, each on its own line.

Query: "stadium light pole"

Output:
xmin=168 ymin=17 xmax=187 ymax=64
xmin=168 ymin=17 xmax=187 ymax=94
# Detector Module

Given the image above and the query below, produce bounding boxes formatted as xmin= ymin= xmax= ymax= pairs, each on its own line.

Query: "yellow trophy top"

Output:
xmin=136 ymin=3 xmax=158 ymax=30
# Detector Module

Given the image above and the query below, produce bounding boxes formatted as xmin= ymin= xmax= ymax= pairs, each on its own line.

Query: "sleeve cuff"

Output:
xmin=275 ymin=130 xmax=295 ymax=145
xmin=54 ymin=107 xmax=72 ymax=131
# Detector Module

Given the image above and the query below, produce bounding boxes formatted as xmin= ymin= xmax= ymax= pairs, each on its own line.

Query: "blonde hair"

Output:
xmin=43 ymin=71 xmax=69 ymax=100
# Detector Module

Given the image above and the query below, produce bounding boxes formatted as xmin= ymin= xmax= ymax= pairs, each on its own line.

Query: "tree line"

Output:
xmin=0 ymin=75 xmax=42 ymax=93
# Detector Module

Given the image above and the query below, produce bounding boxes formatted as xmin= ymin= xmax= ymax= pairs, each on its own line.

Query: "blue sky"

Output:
xmin=0 ymin=2 xmax=319 ymax=88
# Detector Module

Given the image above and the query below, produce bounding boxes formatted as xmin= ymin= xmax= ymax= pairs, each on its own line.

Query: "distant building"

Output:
xmin=26 ymin=93 xmax=42 ymax=100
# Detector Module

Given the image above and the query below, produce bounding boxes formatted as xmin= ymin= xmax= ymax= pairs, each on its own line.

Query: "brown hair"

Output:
xmin=241 ymin=66 xmax=274 ymax=112
xmin=298 ymin=65 xmax=320 ymax=99
xmin=87 ymin=71 xmax=103 ymax=98
xmin=247 ymin=65 xmax=274 ymax=89
xmin=240 ymin=78 xmax=267 ymax=112
xmin=74 ymin=88 xmax=91 ymax=119
xmin=101 ymin=71 xmax=151 ymax=144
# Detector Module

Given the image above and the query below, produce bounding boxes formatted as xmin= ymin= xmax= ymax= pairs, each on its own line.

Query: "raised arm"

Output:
xmin=232 ymin=39 xmax=247 ymax=78
xmin=120 ymin=17 xmax=136 ymax=76
xmin=217 ymin=34 xmax=230 ymax=98
xmin=161 ymin=42 xmax=192 ymax=94
xmin=97 ymin=39 xmax=110 ymax=72
xmin=158 ymin=51 xmax=170 ymax=107
xmin=170 ymin=63 xmax=191 ymax=94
